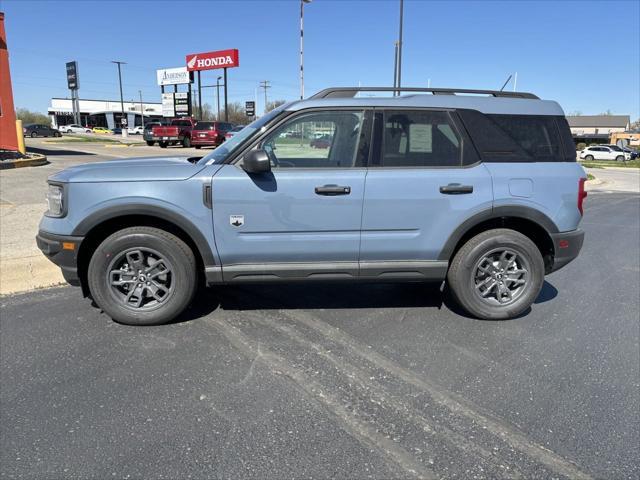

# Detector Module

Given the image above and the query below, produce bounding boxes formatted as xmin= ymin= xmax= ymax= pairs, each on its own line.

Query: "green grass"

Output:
xmin=587 ymin=173 xmax=596 ymax=181
xmin=579 ymin=159 xmax=640 ymax=169
xmin=47 ymin=135 xmax=121 ymax=143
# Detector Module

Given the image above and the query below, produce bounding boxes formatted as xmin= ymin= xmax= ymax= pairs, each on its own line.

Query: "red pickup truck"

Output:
xmin=151 ymin=118 xmax=197 ymax=148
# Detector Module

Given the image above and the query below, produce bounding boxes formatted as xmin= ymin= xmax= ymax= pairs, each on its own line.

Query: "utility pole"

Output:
xmin=396 ymin=0 xmax=404 ymax=94
xmin=300 ymin=0 xmax=312 ymax=99
xmin=216 ymin=75 xmax=222 ymax=120
xmin=260 ymin=80 xmax=271 ymax=114
xmin=139 ymin=90 xmax=144 ymax=128
xmin=111 ymin=60 xmax=128 ymax=138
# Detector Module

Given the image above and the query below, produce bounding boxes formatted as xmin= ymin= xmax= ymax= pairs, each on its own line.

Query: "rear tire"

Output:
xmin=146 ymin=141 xmax=154 ymax=146
xmin=159 ymin=142 xmax=168 ymax=148
xmin=585 ymin=155 xmax=594 ymax=161
xmin=87 ymin=227 xmax=197 ymax=326
xmin=195 ymin=145 xmax=201 ymax=149
xmin=447 ymin=228 xmax=544 ymax=320
xmin=615 ymin=155 xmax=624 ymax=162
xmin=30 ymin=132 xmax=37 ymax=138
xmin=182 ymin=136 xmax=191 ymax=148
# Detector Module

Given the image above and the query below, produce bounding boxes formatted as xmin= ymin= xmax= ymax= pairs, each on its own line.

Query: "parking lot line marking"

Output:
xmin=285 ymin=310 xmax=593 ymax=480
xmin=210 ymin=317 xmax=436 ymax=480
xmin=249 ymin=313 xmax=526 ymax=478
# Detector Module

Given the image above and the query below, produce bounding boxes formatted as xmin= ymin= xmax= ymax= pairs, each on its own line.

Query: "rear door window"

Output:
xmin=488 ymin=115 xmax=562 ymax=161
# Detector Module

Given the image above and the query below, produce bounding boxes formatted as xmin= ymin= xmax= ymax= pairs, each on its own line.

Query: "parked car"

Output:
xmin=23 ymin=124 xmax=61 ymax=138
xmin=37 ymin=86 xmax=586 ymax=326
xmin=191 ymin=121 xmax=234 ymax=149
xmin=111 ymin=128 xmax=122 ymax=135
xmin=60 ymin=124 xmax=91 ymax=134
xmin=152 ymin=118 xmax=199 ymax=148
xmin=92 ymin=127 xmax=111 ymax=134
xmin=127 ymin=126 xmax=144 ymax=135
xmin=579 ymin=145 xmax=630 ymax=162
xmin=225 ymin=125 xmax=246 ymax=140
xmin=310 ymin=135 xmax=332 ymax=149
xmin=622 ymin=147 xmax=638 ymax=159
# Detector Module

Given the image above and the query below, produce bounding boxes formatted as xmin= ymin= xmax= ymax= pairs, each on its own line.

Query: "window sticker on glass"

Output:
xmin=409 ymin=124 xmax=432 ymax=152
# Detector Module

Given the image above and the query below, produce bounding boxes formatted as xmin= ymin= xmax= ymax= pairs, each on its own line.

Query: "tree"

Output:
xmin=266 ymin=100 xmax=286 ymax=112
xmin=569 ymin=110 xmax=582 ymax=116
xmin=599 ymin=109 xmax=613 ymax=116
xmin=16 ymin=108 xmax=50 ymax=125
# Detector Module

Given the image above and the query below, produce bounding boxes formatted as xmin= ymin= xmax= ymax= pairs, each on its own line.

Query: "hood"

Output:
xmin=49 ymin=156 xmax=207 ymax=183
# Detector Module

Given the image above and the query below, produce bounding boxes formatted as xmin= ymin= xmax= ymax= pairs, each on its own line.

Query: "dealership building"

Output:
xmin=48 ymin=97 xmax=163 ymax=129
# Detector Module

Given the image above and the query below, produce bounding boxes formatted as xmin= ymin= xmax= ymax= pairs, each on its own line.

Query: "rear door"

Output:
xmin=211 ymin=109 xmax=371 ymax=281
xmin=359 ymin=109 xmax=493 ymax=278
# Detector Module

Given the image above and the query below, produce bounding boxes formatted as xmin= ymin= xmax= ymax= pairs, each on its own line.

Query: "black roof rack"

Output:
xmin=310 ymin=87 xmax=539 ymax=100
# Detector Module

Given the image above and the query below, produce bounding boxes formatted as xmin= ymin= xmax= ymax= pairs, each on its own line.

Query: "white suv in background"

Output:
xmin=580 ymin=145 xmax=630 ymax=161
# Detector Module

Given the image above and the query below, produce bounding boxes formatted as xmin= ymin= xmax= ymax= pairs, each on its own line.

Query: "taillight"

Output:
xmin=578 ymin=178 xmax=587 ymax=215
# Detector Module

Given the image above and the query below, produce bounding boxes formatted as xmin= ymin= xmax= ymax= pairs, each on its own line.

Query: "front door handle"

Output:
xmin=439 ymin=183 xmax=473 ymax=195
xmin=315 ymin=185 xmax=351 ymax=196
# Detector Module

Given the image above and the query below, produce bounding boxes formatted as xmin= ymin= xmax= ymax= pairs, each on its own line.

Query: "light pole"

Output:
xmin=216 ymin=75 xmax=222 ymax=120
xmin=111 ymin=60 xmax=127 ymax=137
xmin=396 ymin=0 xmax=404 ymax=95
xmin=139 ymin=90 xmax=144 ymax=128
xmin=300 ymin=0 xmax=312 ymax=100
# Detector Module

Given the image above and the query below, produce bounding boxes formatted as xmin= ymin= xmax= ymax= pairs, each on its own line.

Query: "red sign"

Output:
xmin=186 ymin=49 xmax=239 ymax=71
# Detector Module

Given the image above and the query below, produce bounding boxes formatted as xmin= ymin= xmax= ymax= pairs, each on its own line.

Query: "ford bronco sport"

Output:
xmin=37 ymin=87 xmax=586 ymax=326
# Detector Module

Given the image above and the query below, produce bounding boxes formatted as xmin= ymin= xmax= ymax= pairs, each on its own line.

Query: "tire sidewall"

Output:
xmin=449 ymin=230 xmax=545 ymax=320
xmin=88 ymin=229 xmax=196 ymax=326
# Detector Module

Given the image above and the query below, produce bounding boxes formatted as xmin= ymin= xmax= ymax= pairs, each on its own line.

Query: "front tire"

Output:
xmin=30 ymin=132 xmax=37 ymax=138
xmin=87 ymin=227 xmax=197 ymax=326
xmin=146 ymin=141 xmax=154 ymax=146
xmin=584 ymin=155 xmax=594 ymax=161
xmin=615 ymin=155 xmax=624 ymax=162
xmin=447 ymin=229 xmax=544 ymax=320
xmin=159 ymin=142 xmax=168 ymax=148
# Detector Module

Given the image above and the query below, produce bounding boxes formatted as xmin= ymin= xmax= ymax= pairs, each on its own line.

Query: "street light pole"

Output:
xmin=111 ymin=60 xmax=127 ymax=138
xmin=300 ymin=0 xmax=312 ymax=100
xmin=396 ymin=0 xmax=404 ymax=94
xmin=139 ymin=90 xmax=144 ymax=128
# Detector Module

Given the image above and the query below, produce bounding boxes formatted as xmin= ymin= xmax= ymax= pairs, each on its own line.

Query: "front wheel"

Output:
xmin=615 ymin=155 xmax=624 ymax=162
xmin=54 ymin=131 xmax=61 ymax=137
xmin=447 ymin=228 xmax=544 ymax=320
xmin=159 ymin=142 xmax=168 ymax=148
xmin=146 ymin=141 xmax=154 ymax=146
xmin=87 ymin=227 xmax=197 ymax=326
xmin=30 ymin=132 xmax=37 ymax=138
xmin=584 ymin=155 xmax=594 ymax=161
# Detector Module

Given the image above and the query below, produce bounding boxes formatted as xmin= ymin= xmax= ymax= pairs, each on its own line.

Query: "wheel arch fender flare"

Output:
xmin=72 ymin=202 xmax=216 ymax=267
xmin=438 ymin=205 xmax=559 ymax=261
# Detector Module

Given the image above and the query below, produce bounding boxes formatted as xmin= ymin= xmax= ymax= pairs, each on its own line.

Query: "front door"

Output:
xmin=359 ymin=109 xmax=493 ymax=279
xmin=211 ymin=109 xmax=370 ymax=282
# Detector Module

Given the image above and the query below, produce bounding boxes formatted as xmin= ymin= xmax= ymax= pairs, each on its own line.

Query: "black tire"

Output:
xmin=585 ymin=155 xmax=594 ymax=161
xmin=87 ymin=227 xmax=197 ymax=326
xmin=55 ymin=131 xmax=61 ymax=137
xmin=615 ymin=155 xmax=624 ymax=162
xmin=159 ymin=142 xmax=168 ymax=148
xmin=30 ymin=132 xmax=37 ymax=138
xmin=194 ymin=145 xmax=201 ymax=149
xmin=182 ymin=136 xmax=191 ymax=148
xmin=447 ymin=228 xmax=544 ymax=320
xmin=146 ymin=141 xmax=154 ymax=146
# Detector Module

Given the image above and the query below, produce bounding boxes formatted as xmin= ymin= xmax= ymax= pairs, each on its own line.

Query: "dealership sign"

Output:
xmin=66 ymin=61 xmax=79 ymax=90
xmin=156 ymin=67 xmax=192 ymax=86
xmin=185 ymin=49 xmax=239 ymax=71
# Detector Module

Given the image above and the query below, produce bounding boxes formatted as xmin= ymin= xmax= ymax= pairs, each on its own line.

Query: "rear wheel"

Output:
xmin=615 ymin=155 xmax=624 ymax=162
xmin=30 ymin=132 xmax=37 ymax=138
xmin=447 ymin=228 xmax=544 ymax=320
xmin=182 ymin=136 xmax=191 ymax=148
xmin=585 ymin=155 xmax=594 ymax=161
xmin=87 ymin=227 xmax=197 ymax=326
xmin=159 ymin=142 xmax=168 ymax=148
xmin=146 ymin=141 xmax=154 ymax=146
xmin=195 ymin=145 xmax=201 ymax=149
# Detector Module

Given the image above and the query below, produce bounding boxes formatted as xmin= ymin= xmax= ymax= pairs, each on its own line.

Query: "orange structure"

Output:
xmin=0 ymin=12 xmax=19 ymax=151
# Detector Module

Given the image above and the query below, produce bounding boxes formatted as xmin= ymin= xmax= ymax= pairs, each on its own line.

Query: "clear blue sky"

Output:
xmin=3 ymin=0 xmax=639 ymax=119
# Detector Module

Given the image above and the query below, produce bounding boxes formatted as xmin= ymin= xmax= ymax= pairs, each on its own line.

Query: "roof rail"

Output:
xmin=310 ymin=87 xmax=539 ymax=100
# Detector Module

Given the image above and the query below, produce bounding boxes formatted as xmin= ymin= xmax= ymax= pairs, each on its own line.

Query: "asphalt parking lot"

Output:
xmin=1 ymin=191 xmax=638 ymax=479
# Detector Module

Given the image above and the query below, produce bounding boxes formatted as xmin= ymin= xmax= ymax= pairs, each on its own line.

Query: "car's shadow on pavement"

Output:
xmin=172 ymin=280 xmax=558 ymax=325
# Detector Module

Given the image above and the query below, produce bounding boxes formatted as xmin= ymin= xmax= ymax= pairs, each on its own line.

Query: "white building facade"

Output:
xmin=48 ymin=98 xmax=163 ymax=129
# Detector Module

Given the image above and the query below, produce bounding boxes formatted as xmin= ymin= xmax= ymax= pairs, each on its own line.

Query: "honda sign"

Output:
xmin=185 ymin=49 xmax=239 ymax=72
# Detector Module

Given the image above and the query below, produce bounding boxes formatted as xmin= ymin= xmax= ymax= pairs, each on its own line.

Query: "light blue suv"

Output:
xmin=37 ymin=87 xmax=586 ymax=325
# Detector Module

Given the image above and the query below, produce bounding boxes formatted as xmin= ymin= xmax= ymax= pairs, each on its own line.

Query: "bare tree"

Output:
xmin=266 ymin=100 xmax=286 ymax=112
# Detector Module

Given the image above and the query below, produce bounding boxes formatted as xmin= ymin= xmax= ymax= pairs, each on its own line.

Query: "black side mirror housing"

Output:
xmin=242 ymin=149 xmax=271 ymax=174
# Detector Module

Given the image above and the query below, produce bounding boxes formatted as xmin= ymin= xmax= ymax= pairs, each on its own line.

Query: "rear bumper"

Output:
xmin=36 ymin=230 xmax=84 ymax=286
xmin=192 ymin=138 xmax=222 ymax=146
xmin=549 ymin=229 xmax=584 ymax=273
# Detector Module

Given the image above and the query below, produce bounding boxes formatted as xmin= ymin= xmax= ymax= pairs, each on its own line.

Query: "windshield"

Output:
xmin=197 ymin=106 xmax=288 ymax=165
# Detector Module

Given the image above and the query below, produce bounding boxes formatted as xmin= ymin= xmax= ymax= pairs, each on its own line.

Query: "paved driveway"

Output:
xmin=1 ymin=192 xmax=638 ymax=479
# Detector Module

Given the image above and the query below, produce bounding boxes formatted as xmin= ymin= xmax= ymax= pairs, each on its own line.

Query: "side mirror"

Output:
xmin=242 ymin=149 xmax=271 ymax=174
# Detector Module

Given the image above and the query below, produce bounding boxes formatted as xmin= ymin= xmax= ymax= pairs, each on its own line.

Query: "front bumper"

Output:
xmin=36 ymin=230 xmax=84 ymax=286
xmin=549 ymin=229 xmax=584 ymax=273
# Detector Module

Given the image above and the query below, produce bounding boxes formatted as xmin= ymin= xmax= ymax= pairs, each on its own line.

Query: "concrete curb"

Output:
xmin=0 ymin=153 xmax=48 ymax=170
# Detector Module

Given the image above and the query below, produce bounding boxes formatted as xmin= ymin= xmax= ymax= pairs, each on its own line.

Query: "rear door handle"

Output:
xmin=439 ymin=183 xmax=473 ymax=194
xmin=315 ymin=185 xmax=351 ymax=196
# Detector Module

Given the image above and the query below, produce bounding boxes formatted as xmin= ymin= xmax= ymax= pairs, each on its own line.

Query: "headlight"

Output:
xmin=45 ymin=183 xmax=65 ymax=217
